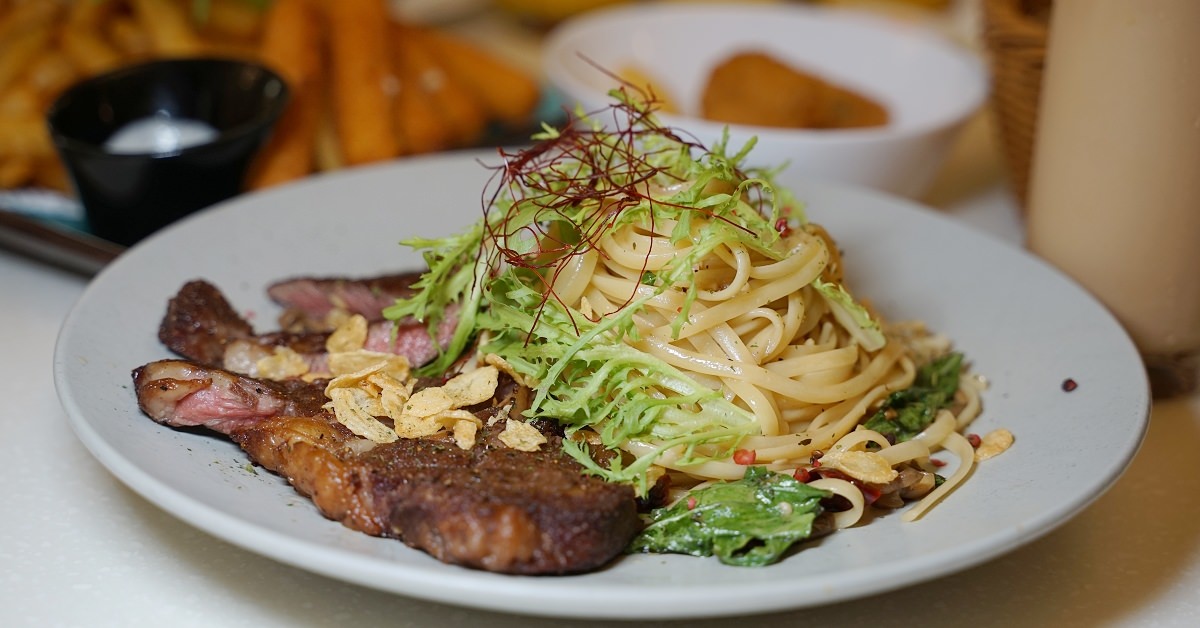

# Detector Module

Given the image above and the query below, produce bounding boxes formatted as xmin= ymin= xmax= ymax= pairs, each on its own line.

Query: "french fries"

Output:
xmin=0 ymin=1 xmax=61 ymax=47
xmin=247 ymin=0 xmax=322 ymax=189
xmin=410 ymin=26 xmax=540 ymax=127
xmin=0 ymin=116 xmax=54 ymax=160
xmin=59 ymin=27 xmax=123 ymax=76
xmin=390 ymin=35 xmax=455 ymax=155
xmin=0 ymin=24 xmax=53 ymax=93
xmin=200 ymin=0 xmax=265 ymax=42
xmin=0 ymin=0 xmax=541 ymax=194
xmin=0 ymin=155 xmax=33 ymax=189
xmin=392 ymin=22 xmax=486 ymax=150
xmin=129 ymin=0 xmax=204 ymax=57
xmin=326 ymin=0 xmax=400 ymax=166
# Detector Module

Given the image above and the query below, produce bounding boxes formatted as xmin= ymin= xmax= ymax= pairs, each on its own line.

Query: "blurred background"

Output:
xmin=0 ymin=0 xmax=1033 ymax=239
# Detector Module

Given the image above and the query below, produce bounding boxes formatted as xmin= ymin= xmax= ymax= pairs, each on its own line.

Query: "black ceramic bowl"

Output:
xmin=46 ymin=58 xmax=289 ymax=247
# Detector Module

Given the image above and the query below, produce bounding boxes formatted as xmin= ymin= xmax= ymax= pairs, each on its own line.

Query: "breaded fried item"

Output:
xmin=702 ymin=52 xmax=825 ymax=128
xmin=813 ymin=82 xmax=890 ymax=129
xmin=701 ymin=51 xmax=888 ymax=130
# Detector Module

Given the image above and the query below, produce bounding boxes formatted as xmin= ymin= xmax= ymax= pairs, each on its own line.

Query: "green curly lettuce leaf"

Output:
xmin=812 ymin=278 xmax=886 ymax=351
xmin=477 ymin=272 xmax=759 ymax=492
xmin=381 ymin=94 xmax=875 ymax=491
xmin=629 ymin=467 xmax=830 ymax=566
xmin=381 ymin=223 xmax=487 ymax=376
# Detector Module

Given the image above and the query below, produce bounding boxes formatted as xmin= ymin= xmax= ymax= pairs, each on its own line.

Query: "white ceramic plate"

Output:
xmin=54 ymin=151 xmax=1149 ymax=620
xmin=542 ymin=3 xmax=987 ymax=198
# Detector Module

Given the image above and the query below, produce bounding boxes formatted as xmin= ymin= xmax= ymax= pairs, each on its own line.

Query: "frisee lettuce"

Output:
xmin=382 ymin=223 xmax=488 ymax=376
xmin=477 ymin=272 xmax=759 ymax=493
xmin=812 ymin=279 xmax=886 ymax=351
xmin=383 ymin=93 xmax=885 ymax=491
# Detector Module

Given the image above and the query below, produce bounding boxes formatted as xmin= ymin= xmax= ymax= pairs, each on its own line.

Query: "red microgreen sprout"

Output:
xmin=472 ymin=85 xmax=773 ymax=342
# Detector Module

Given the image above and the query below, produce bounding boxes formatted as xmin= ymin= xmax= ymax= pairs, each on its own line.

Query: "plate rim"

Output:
xmin=53 ymin=151 xmax=1151 ymax=619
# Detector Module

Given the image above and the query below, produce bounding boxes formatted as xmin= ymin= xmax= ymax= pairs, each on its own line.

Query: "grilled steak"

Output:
xmin=267 ymin=273 xmax=421 ymax=332
xmin=132 ymin=358 xmax=642 ymax=574
xmin=134 ymin=359 xmax=329 ymax=433
xmin=156 ymin=280 xmax=258 ymax=367
xmin=158 ymin=280 xmax=455 ymax=373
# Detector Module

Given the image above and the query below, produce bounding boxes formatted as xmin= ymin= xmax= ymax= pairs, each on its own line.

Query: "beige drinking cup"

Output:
xmin=1026 ymin=0 xmax=1200 ymax=395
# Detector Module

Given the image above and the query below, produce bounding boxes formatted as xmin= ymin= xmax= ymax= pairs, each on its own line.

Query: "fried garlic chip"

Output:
xmin=323 ymin=350 xmax=499 ymax=448
xmin=326 ymin=387 xmax=397 ymax=443
xmin=499 ymin=419 xmax=547 ymax=452
xmin=255 ymin=346 xmax=310 ymax=380
xmin=326 ymin=314 xmax=369 ymax=353
xmin=428 ymin=410 xmax=483 ymax=450
xmin=974 ymin=428 xmax=1014 ymax=462
xmin=323 ymin=308 xmax=353 ymax=332
xmin=487 ymin=402 xmax=513 ymax=427
xmin=484 ymin=354 xmax=534 ymax=387
xmin=578 ymin=296 xmax=596 ymax=322
xmin=392 ymin=413 xmax=443 ymax=439
xmin=324 ymin=350 xmax=413 ymax=444
xmin=325 ymin=356 xmax=411 ymax=391
xmin=820 ymin=448 xmax=898 ymax=485
xmin=404 ymin=386 xmax=456 ymax=418
xmin=388 ymin=366 xmax=499 ymax=444
xmin=328 ymin=350 xmax=411 ymax=379
xmin=452 ymin=418 xmax=480 ymax=450
xmin=379 ymin=382 xmax=412 ymax=419
xmin=442 ymin=366 xmax=499 ymax=407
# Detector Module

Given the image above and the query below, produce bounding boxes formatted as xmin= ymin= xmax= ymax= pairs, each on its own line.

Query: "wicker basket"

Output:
xmin=982 ymin=0 xmax=1052 ymax=207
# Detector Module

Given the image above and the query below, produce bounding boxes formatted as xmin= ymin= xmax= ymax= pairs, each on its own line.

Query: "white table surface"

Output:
xmin=4 ymin=114 xmax=1199 ymax=628
xmin=4 ymin=4 xmax=1199 ymax=624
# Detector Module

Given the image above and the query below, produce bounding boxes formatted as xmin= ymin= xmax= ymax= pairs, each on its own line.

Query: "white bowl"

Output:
xmin=542 ymin=3 xmax=988 ymax=198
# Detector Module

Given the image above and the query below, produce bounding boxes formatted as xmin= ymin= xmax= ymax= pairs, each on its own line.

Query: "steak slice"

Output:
xmin=157 ymin=280 xmax=258 ymax=367
xmin=132 ymin=359 xmax=641 ymax=575
xmin=267 ymin=272 xmax=422 ymax=332
xmin=157 ymin=280 xmax=455 ymax=374
xmin=133 ymin=359 xmax=330 ymax=433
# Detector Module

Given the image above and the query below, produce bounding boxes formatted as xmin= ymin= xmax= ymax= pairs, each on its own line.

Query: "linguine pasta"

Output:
xmin=386 ymin=91 xmax=1002 ymax=545
xmin=545 ymin=209 xmax=986 ymax=526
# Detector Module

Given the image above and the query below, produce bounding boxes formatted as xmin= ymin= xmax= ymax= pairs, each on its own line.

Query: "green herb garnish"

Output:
xmin=629 ymin=467 xmax=830 ymax=566
xmin=863 ymin=352 xmax=964 ymax=442
xmin=384 ymin=92 xmax=884 ymax=493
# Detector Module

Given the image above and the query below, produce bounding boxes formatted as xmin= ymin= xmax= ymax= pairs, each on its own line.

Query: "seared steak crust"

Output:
xmin=158 ymin=280 xmax=257 ymax=367
xmin=233 ymin=416 xmax=640 ymax=574
xmin=132 ymin=357 xmax=641 ymax=575
xmin=157 ymin=280 xmax=327 ymax=367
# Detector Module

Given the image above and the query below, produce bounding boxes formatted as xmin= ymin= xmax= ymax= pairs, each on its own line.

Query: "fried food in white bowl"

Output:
xmin=542 ymin=2 xmax=987 ymax=198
